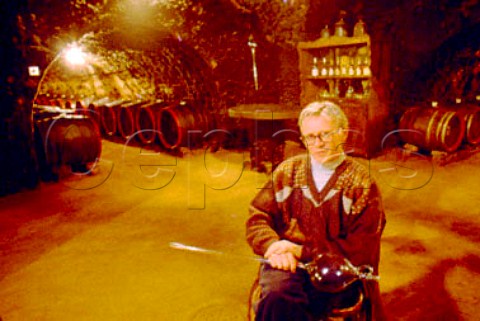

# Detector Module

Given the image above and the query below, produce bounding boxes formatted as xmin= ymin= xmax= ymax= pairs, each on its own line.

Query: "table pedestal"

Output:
xmin=228 ymin=104 xmax=299 ymax=172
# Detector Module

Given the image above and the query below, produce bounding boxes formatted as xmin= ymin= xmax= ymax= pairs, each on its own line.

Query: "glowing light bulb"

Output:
xmin=64 ymin=45 xmax=86 ymax=66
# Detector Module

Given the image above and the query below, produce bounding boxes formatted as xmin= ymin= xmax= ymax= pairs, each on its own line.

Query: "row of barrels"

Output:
xmin=32 ymin=98 xmax=211 ymax=180
xmin=47 ymin=98 xmax=211 ymax=150
xmin=35 ymin=95 xmax=76 ymax=108
xmin=398 ymin=105 xmax=480 ymax=153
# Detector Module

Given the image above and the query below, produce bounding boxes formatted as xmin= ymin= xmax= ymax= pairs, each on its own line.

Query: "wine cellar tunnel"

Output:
xmin=31 ymin=16 xmax=480 ymax=178
xmin=2 ymin=1 xmax=480 ymax=321
xmin=3 ymin=1 xmax=480 ymax=192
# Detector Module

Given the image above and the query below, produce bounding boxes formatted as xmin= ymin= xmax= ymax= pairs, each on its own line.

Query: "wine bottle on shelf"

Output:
xmin=340 ymin=55 xmax=348 ymax=76
xmin=334 ymin=11 xmax=347 ymax=37
xmin=311 ymin=57 xmax=319 ymax=77
xmin=334 ymin=52 xmax=341 ymax=76
xmin=355 ymin=56 xmax=363 ymax=76
xmin=320 ymin=56 xmax=328 ymax=76
xmin=321 ymin=25 xmax=330 ymax=38
xmin=353 ymin=18 xmax=367 ymax=37
xmin=348 ymin=50 xmax=356 ymax=76
xmin=328 ymin=51 xmax=335 ymax=76
xmin=362 ymin=56 xmax=371 ymax=76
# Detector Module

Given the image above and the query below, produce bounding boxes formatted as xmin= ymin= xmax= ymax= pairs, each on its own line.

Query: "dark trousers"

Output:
xmin=255 ymin=263 xmax=319 ymax=321
xmin=255 ymin=263 xmax=361 ymax=321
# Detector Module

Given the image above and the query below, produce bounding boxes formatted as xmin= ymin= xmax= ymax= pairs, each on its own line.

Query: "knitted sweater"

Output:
xmin=246 ymin=153 xmax=386 ymax=272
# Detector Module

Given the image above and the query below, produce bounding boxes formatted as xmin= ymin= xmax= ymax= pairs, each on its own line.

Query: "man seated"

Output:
xmin=246 ymin=101 xmax=387 ymax=321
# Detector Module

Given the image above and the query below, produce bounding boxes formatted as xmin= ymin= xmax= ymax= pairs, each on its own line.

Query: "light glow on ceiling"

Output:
xmin=64 ymin=44 xmax=87 ymax=66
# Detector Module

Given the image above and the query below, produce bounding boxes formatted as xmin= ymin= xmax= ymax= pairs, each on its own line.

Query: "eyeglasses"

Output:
xmin=301 ymin=129 xmax=340 ymax=145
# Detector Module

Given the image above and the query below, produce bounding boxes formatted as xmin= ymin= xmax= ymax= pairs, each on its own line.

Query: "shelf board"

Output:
xmin=298 ymin=35 xmax=370 ymax=49
xmin=322 ymin=97 xmax=370 ymax=103
xmin=306 ymin=75 xmax=370 ymax=80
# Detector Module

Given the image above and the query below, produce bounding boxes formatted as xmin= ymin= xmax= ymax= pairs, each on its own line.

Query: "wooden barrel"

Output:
xmin=459 ymin=106 xmax=480 ymax=145
xmin=73 ymin=100 xmax=87 ymax=116
xmin=34 ymin=114 xmax=101 ymax=177
xmin=426 ymin=105 xmax=480 ymax=147
xmin=98 ymin=99 xmax=125 ymax=137
xmin=86 ymin=97 xmax=110 ymax=125
xmin=398 ymin=107 xmax=465 ymax=152
xmin=158 ymin=101 xmax=209 ymax=149
xmin=64 ymin=100 xmax=75 ymax=109
xmin=135 ymin=100 xmax=169 ymax=144
xmin=51 ymin=98 xmax=63 ymax=108
xmin=117 ymin=100 xmax=148 ymax=140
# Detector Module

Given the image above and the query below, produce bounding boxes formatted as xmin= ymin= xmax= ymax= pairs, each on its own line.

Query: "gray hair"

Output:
xmin=298 ymin=101 xmax=349 ymax=130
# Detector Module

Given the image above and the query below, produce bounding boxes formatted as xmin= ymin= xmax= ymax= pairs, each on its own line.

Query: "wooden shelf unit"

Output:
xmin=297 ymin=35 xmax=389 ymax=158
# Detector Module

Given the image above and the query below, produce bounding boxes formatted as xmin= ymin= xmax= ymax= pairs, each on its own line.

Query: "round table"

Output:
xmin=228 ymin=103 xmax=300 ymax=120
xmin=227 ymin=104 xmax=300 ymax=172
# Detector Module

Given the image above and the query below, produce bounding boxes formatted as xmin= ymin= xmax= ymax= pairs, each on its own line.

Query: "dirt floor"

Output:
xmin=1 ymin=139 xmax=480 ymax=321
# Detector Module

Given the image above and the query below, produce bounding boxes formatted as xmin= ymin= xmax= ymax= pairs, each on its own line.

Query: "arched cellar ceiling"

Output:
xmin=397 ymin=22 xmax=480 ymax=106
xmin=426 ymin=23 xmax=480 ymax=104
xmin=37 ymin=28 xmax=218 ymax=111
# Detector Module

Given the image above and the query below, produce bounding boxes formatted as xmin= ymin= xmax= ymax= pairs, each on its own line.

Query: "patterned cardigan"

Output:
xmin=246 ymin=153 xmax=386 ymax=272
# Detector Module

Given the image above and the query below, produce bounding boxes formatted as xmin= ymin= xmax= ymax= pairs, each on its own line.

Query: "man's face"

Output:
xmin=300 ymin=114 xmax=347 ymax=164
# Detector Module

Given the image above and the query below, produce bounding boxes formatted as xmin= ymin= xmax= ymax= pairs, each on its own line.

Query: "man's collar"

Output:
xmin=310 ymin=153 xmax=346 ymax=171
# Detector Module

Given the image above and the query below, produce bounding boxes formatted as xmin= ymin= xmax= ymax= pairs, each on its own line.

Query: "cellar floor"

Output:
xmin=1 ymin=140 xmax=480 ymax=321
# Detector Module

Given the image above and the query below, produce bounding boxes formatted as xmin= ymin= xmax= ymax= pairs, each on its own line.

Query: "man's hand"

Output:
xmin=264 ymin=240 xmax=302 ymax=272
